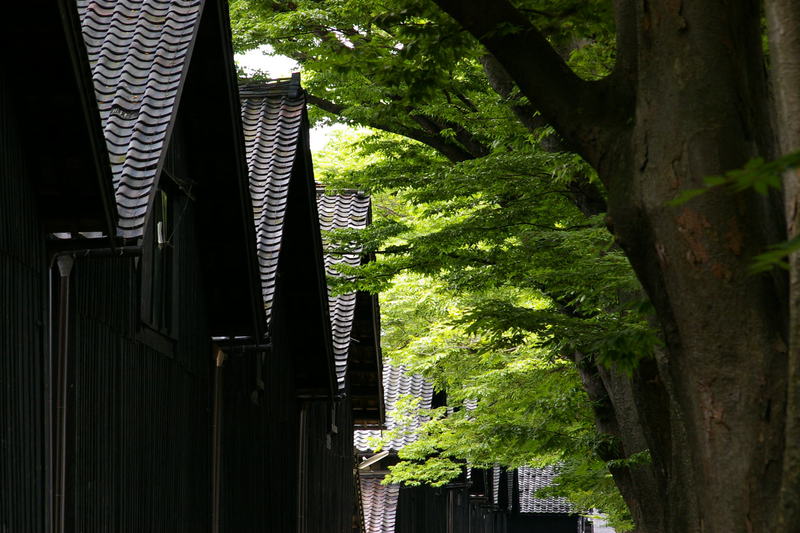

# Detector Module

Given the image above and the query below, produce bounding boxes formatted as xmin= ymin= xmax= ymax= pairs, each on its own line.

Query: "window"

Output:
xmin=140 ymin=185 xmax=176 ymax=337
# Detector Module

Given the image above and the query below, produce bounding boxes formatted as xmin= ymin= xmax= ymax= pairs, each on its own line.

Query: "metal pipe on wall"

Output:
xmin=47 ymin=245 xmax=142 ymax=533
xmin=211 ymin=345 xmax=226 ymax=533
xmin=54 ymin=254 xmax=73 ymax=533
xmin=297 ymin=403 xmax=308 ymax=533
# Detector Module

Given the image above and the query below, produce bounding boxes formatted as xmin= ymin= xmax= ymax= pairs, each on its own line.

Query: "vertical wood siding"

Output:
xmin=219 ymin=348 xmax=299 ymax=532
xmin=395 ymin=485 xmax=449 ymax=533
xmin=67 ymin=178 xmax=212 ymax=531
xmin=302 ymin=398 xmax=356 ymax=533
xmin=0 ymin=70 xmax=48 ymax=533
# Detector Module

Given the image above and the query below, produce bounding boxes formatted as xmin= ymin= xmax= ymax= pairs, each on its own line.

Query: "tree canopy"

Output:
xmin=231 ymin=2 xmax=800 ymax=532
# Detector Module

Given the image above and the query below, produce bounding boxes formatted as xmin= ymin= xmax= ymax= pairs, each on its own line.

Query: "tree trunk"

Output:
xmin=434 ymin=1 xmax=791 ymax=531
xmin=765 ymin=2 xmax=800 ymax=530
xmin=599 ymin=2 xmax=786 ymax=533
xmin=576 ymin=353 xmax=671 ymax=533
xmin=603 ymin=2 xmax=787 ymax=531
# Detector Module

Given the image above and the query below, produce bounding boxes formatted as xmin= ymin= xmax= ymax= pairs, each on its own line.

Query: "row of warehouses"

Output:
xmin=0 ymin=1 xmax=613 ymax=532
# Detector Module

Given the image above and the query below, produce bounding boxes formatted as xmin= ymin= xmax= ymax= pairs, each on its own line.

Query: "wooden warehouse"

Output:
xmin=226 ymin=76 xmax=384 ymax=532
xmin=355 ymin=366 xmax=597 ymax=533
xmin=315 ymin=188 xmax=384 ymax=532
xmin=2 ymin=0 xmax=266 ymax=531
xmin=1 ymin=2 xmax=379 ymax=533
xmin=218 ymin=76 xmax=336 ymax=532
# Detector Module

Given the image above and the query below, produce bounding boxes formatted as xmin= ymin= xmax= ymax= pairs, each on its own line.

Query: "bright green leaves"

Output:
xmin=312 ymin=124 xmax=647 ymax=527
xmin=231 ymin=0 xmax=634 ymax=524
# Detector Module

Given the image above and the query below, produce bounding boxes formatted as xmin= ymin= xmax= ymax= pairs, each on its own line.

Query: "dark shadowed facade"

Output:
xmin=312 ymin=189 xmax=384 ymax=533
xmin=217 ymin=76 xmax=334 ymax=533
xmin=1 ymin=1 xmax=264 ymax=531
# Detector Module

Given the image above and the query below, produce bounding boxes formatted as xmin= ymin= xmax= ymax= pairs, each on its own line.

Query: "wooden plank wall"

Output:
xmin=68 ymin=202 xmax=212 ymax=532
xmin=218 ymin=347 xmax=299 ymax=532
xmin=302 ymin=397 xmax=356 ymax=533
xmin=396 ymin=485 xmax=449 ymax=533
xmin=0 ymin=69 xmax=48 ymax=533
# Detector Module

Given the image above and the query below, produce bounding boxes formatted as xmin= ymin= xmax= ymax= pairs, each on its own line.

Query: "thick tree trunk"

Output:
xmin=765 ymin=2 xmax=800 ymax=530
xmin=603 ymin=2 xmax=787 ymax=531
xmin=434 ymin=1 xmax=791 ymax=531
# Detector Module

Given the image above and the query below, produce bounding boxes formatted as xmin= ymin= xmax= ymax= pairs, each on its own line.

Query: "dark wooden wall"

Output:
xmin=219 ymin=300 xmax=300 ymax=532
xmin=68 ymin=200 xmax=212 ymax=532
xmin=301 ymin=397 xmax=356 ymax=533
xmin=218 ymin=349 xmax=300 ymax=532
xmin=392 ymin=483 xmax=514 ymax=533
xmin=1 ymin=85 xmax=217 ymax=531
xmin=395 ymin=485 xmax=450 ymax=533
xmin=467 ymin=503 xmax=508 ymax=533
xmin=508 ymin=514 xmax=581 ymax=533
xmin=0 ymin=66 xmax=48 ymax=533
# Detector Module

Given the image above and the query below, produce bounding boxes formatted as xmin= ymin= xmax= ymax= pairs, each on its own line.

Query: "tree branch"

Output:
xmin=305 ymin=93 xmax=477 ymax=162
xmin=433 ymin=0 xmax=627 ymax=164
xmin=479 ymin=54 xmax=608 ymax=215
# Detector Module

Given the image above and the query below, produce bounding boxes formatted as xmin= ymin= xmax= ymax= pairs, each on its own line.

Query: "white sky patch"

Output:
xmin=235 ymin=45 xmax=346 ymax=154
xmin=235 ymin=45 xmax=298 ymax=77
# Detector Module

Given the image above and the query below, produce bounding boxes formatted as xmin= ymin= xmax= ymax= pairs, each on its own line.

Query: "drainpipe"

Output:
xmin=47 ymin=245 xmax=141 ymax=533
xmin=53 ymin=254 xmax=73 ymax=533
xmin=297 ymin=403 xmax=308 ymax=533
xmin=211 ymin=345 xmax=226 ymax=533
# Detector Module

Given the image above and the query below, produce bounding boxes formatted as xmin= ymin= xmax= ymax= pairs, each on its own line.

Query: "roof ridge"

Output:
xmin=239 ymin=72 xmax=302 ymax=99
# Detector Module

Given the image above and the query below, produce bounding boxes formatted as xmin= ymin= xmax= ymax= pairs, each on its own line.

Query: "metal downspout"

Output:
xmin=297 ymin=403 xmax=308 ymax=533
xmin=211 ymin=346 xmax=226 ymax=533
xmin=54 ymin=254 xmax=73 ymax=533
xmin=47 ymin=245 xmax=141 ymax=533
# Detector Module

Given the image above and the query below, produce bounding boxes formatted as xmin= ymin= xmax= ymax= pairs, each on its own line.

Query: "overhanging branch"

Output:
xmin=433 ymin=0 xmax=624 ymax=162
xmin=306 ymin=93 xmax=479 ymax=162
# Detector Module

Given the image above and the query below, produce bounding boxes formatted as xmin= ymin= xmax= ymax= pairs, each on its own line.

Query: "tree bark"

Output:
xmin=435 ymin=1 xmax=790 ymax=531
xmin=765 ymin=2 xmax=800 ymax=530
xmin=575 ymin=353 xmax=668 ymax=533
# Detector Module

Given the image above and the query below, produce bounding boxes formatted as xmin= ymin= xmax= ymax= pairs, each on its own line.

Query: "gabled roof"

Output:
xmin=492 ymin=465 xmax=503 ymax=507
xmin=240 ymin=76 xmax=335 ymax=395
xmin=360 ymin=475 xmax=400 ymax=533
xmin=355 ymin=364 xmax=434 ymax=451
xmin=317 ymin=190 xmax=370 ymax=392
xmin=77 ymin=0 xmax=204 ymax=238
xmin=316 ymin=189 xmax=384 ymax=421
xmin=240 ymin=77 xmax=304 ymax=326
xmin=173 ymin=0 xmax=265 ymax=338
xmin=2 ymin=0 xmax=117 ymax=235
xmin=517 ymin=466 xmax=573 ymax=514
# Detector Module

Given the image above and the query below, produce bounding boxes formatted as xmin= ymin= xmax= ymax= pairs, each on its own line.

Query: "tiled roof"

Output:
xmin=317 ymin=190 xmax=370 ymax=392
xmin=360 ymin=476 xmax=400 ymax=533
xmin=492 ymin=465 xmax=501 ymax=506
xmin=239 ymin=77 xmax=304 ymax=325
xmin=77 ymin=0 xmax=203 ymax=238
xmin=354 ymin=364 xmax=434 ymax=451
xmin=517 ymin=465 xmax=573 ymax=514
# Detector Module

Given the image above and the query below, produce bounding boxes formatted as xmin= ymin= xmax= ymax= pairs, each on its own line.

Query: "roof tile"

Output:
xmin=239 ymin=79 xmax=304 ymax=326
xmin=354 ymin=364 xmax=434 ymax=451
xmin=317 ymin=190 xmax=370 ymax=392
xmin=360 ymin=476 xmax=400 ymax=533
xmin=517 ymin=465 xmax=573 ymax=514
xmin=77 ymin=0 xmax=203 ymax=238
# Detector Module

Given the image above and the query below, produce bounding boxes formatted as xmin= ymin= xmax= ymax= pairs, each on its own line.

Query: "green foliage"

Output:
xmin=306 ymin=104 xmax=646 ymax=531
xmin=370 ymin=274 xmax=635 ymax=529
xmin=751 ymin=234 xmax=800 ymax=273
xmin=670 ymin=150 xmax=800 ymax=205
xmin=230 ymin=1 xmax=636 ymax=528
